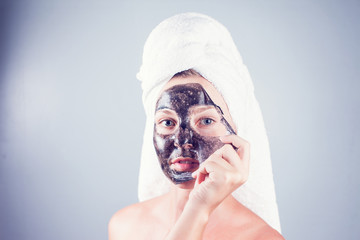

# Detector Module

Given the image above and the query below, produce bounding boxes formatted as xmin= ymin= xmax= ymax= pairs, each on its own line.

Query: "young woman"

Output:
xmin=109 ymin=13 xmax=284 ymax=240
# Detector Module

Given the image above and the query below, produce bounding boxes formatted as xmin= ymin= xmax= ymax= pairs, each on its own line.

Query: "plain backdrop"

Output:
xmin=1 ymin=0 xmax=359 ymax=239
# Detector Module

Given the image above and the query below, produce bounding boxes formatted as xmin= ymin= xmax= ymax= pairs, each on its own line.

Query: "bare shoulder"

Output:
xmin=223 ymin=216 xmax=284 ymax=240
xmin=210 ymin=198 xmax=285 ymax=240
xmin=108 ymin=196 xmax=166 ymax=240
xmin=233 ymin=206 xmax=284 ymax=240
xmin=251 ymin=223 xmax=285 ymax=240
xmin=237 ymin=209 xmax=285 ymax=240
xmin=108 ymin=202 xmax=144 ymax=240
xmin=227 ymin=214 xmax=284 ymax=240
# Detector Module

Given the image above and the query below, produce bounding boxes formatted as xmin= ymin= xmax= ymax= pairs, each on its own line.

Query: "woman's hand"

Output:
xmin=189 ymin=135 xmax=250 ymax=213
xmin=164 ymin=135 xmax=250 ymax=240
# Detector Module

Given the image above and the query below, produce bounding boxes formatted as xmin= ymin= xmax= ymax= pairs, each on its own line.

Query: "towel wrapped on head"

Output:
xmin=137 ymin=12 xmax=281 ymax=232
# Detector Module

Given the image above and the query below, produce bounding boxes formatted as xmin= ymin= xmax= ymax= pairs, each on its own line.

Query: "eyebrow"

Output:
xmin=189 ymin=105 xmax=218 ymax=115
xmin=155 ymin=105 xmax=170 ymax=111
xmin=155 ymin=108 xmax=177 ymax=115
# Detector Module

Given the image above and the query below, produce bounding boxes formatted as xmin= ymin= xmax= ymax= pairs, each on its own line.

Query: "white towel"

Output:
xmin=136 ymin=12 xmax=281 ymax=232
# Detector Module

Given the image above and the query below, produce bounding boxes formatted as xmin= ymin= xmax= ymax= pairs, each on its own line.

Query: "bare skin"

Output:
xmin=109 ymin=76 xmax=284 ymax=240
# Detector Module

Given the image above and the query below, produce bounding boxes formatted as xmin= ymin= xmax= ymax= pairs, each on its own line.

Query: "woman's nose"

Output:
xmin=174 ymin=127 xmax=193 ymax=149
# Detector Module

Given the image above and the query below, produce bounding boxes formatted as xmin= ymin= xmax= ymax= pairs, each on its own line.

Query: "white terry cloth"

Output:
xmin=136 ymin=12 xmax=281 ymax=232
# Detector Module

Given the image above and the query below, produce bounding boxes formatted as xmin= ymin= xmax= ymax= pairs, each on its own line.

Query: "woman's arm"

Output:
xmin=164 ymin=203 xmax=210 ymax=240
xmin=165 ymin=135 xmax=250 ymax=240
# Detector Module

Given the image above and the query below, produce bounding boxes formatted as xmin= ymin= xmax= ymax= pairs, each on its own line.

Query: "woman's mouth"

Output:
xmin=170 ymin=157 xmax=199 ymax=172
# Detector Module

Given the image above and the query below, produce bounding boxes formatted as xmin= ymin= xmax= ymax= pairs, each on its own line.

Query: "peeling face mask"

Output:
xmin=153 ymin=83 xmax=236 ymax=184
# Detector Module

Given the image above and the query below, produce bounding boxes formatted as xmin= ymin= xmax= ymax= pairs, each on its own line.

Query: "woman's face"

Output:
xmin=153 ymin=75 xmax=236 ymax=184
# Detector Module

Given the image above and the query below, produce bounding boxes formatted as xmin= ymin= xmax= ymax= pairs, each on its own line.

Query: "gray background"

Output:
xmin=1 ymin=0 xmax=359 ymax=239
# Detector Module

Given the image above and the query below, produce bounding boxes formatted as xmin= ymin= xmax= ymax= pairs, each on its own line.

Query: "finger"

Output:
xmin=215 ymin=144 xmax=242 ymax=169
xmin=193 ymin=160 xmax=225 ymax=180
xmin=215 ymin=144 xmax=250 ymax=186
xmin=192 ymin=153 xmax=232 ymax=179
xmin=194 ymin=170 xmax=206 ymax=185
xmin=207 ymin=153 xmax=233 ymax=170
xmin=220 ymin=134 xmax=248 ymax=149
xmin=220 ymin=135 xmax=250 ymax=160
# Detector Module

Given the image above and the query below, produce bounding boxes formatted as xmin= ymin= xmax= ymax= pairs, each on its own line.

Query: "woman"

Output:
xmin=109 ymin=13 xmax=284 ymax=239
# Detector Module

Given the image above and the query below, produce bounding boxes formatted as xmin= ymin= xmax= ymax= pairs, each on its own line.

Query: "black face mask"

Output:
xmin=153 ymin=83 xmax=236 ymax=184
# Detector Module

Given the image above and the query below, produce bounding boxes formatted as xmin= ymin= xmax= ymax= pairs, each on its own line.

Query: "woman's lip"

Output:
xmin=170 ymin=158 xmax=199 ymax=172
xmin=171 ymin=157 xmax=199 ymax=164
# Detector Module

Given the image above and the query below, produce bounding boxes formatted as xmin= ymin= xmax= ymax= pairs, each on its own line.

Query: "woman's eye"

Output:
xmin=200 ymin=118 xmax=214 ymax=126
xmin=161 ymin=119 xmax=175 ymax=127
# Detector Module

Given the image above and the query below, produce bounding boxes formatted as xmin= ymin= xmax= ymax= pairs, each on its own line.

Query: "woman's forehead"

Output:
xmin=162 ymin=75 xmax=213 ymax=91
xmin=159 ymin=75 xmax=228 ymax=110
xmin=156 ymin=83 xmax=213 ymax=110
